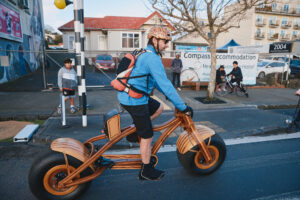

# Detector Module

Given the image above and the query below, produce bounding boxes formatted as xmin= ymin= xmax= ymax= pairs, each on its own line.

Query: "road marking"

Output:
xmin=152 ymin=95 xmax=171 ymax=110
xmin=105 ymin=132 xmax=300 ymax=155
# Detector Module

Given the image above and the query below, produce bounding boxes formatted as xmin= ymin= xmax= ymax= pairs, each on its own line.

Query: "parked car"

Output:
xmin=290 ymin=59 xmax=300 ymax=75
xmin=95 ymin=54 xmax=115 ymax=71
xmin=257 ymin=60 xmax=289 ymax=79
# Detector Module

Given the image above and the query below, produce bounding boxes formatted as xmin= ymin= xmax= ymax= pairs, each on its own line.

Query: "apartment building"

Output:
xmin=173 ymin=0 xmax=300 ymax=50
xmin=220 ymin=0 xmax=300 ymax=47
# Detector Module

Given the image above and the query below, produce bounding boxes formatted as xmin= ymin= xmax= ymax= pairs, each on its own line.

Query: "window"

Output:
xmin=296 ymin=6 xmax=300 ymax=14
xmin=280 ymin=30 xmax=286 ymax=37
xmin=295 ymin=18 xmax=300 ymax=26
xmin=98 ymin=35 xmax=105 ymax=50
xmin=292 ymin=31 xmax=298 ymax=38
xmin=19 ymin=0 xmax=29 ymax=9
xmin=258 ymin=3 xmax=264 ymax=8
xmin=282 ymin=18 xmax=288 ymax=25
xmin=68 ymin=35 xmax=74 ymax=50
xmin=256 ymin=15 xmax=263 ymax=23
xmin=272 ymin=3 xmax=277 ymax=11
xmin=122 ymin=33 xmax=140 ymax=48
xmin=270 ymin=16 xmax=276 ymax=24
xmin=257 ymin=28 xmax=262 ymax=34
xmin=283 ymin=4 xmax=289 ymax=12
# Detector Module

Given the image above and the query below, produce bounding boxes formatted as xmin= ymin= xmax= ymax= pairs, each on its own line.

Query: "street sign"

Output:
xmin=269 ymin=42 xmax=293 ymax=53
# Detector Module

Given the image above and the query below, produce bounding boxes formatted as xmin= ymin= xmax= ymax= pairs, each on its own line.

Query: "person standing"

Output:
xmin=57 ymin=58 xmax=78 ymax=114
xmin=171 ymin=53 xmax=183 ymax=91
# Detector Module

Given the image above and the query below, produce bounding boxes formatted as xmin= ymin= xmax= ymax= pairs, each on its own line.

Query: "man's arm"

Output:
xmin=147 ymin=55 xmax=186 ymax=111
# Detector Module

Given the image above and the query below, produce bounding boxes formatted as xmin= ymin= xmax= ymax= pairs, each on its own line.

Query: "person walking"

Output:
xmin=171 ymin=53 xmax=183 ymax=91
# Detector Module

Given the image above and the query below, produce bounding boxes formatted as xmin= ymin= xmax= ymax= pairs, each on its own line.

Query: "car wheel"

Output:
xmin=258 ymin=72 xmax=265 ymax=79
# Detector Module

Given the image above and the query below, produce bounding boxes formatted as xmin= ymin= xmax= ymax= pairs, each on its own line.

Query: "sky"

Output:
xmin=42 ymin=0 xmax=153 ymax=33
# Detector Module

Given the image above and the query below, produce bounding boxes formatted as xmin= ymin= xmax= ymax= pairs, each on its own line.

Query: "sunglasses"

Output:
xmin=164 ymin=40 xmax=169 ymax=44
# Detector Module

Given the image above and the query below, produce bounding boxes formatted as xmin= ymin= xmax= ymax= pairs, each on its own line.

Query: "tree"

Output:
xmin=149 ymin=0 xmax=273 ymax=100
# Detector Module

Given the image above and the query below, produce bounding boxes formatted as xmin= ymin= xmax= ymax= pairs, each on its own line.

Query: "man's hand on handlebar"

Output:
xmin=295 ymin=89 xmax=300 ymax=96
xmin=183 ymin=105 xmax=193 ymax=118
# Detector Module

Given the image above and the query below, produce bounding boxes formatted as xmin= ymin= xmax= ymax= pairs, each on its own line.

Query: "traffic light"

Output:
xmin=54 ymin=0 xmax=72 ymax=9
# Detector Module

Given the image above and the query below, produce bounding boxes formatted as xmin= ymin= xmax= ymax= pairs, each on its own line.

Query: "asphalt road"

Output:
xmin=1 ymin=135 xmax=300 ymax=200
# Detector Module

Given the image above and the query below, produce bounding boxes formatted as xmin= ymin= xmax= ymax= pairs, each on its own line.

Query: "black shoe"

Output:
xmin=126 ymin=132 xmax=139 ymax=143
xmin=229 ymin=91 xmax=233 ymax=94
xmin=245 ymin=93 xmax=249 ymax=98
xmin=138 ymin=163 xmax=165 ymax=181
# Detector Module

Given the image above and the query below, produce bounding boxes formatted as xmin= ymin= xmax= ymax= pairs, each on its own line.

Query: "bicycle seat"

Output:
xmin=103 ymin=109 xmax=121 ymax=139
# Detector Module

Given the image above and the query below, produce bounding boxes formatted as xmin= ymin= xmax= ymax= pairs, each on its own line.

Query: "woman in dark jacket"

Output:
xmin=216 ymin=65 xmax=226 ymax=91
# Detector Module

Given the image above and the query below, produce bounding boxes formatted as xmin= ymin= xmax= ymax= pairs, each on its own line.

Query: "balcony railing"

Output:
xmin=279 ymin=34 xmax=290 ymax=41
xmin=281 ymin=21 xmax=292 ymax=29
xmin=269 ymin=20 xmax=279 ymax=27
xmin=294 ymin=24 xmax=300 ymax=30
xmin=256 ymin=19 xmax=266 ymax=27
xmin=268 ymin=33 xmax=278 ymax=40
xmin=255 ymin=6 xmax=300 ymax=16
xmin=292 ymin=35 xmax=299 ymax=40
xmin=255 ymin=32 xmax=265 ymax=40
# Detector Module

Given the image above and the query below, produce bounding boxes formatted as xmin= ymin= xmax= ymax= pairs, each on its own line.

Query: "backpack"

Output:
xmin=111 ymin=49 xmax=151 ymax=99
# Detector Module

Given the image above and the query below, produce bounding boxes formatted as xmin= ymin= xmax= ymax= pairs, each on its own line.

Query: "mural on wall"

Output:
xmin=0 ymin=0 xmax=44 ymax=84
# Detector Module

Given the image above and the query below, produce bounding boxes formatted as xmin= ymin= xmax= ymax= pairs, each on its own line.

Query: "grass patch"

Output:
xmin=19 ymin=119 xmax=46 ymax=126
xmin=0 ymin=137 xmax=14 ymax=143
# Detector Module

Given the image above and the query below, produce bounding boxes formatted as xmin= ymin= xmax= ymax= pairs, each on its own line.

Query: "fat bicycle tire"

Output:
xmin=28 ymin=151 xmax=92 ymax=200
xmin=176 ymin=134 xmax=226 ymax=175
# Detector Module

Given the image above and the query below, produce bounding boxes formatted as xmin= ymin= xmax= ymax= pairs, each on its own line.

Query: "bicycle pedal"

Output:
xmin=95 ymin=156 xmax=115 ymax=169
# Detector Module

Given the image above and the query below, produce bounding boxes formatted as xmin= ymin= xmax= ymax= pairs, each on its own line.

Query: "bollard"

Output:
xmin=61 ymin=94 xmax=70 ymax=128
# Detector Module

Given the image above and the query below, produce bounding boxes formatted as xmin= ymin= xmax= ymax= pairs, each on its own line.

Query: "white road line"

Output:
xmin=152 ymin=95 xmax=171 ymax=110
xmin=104 ymin=132 xmax=300 ymax=155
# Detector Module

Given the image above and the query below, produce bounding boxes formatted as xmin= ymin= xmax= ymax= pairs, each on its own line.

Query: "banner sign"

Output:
xmin=0 ymin=3 xmax=22 ymax=42
xmin=269 ymin=42 xmax=293 ymax=53
xmin=181 ymin=52 xmax=258 ymax=85
xmin=176 ymin=45 xmax=207 ymax=52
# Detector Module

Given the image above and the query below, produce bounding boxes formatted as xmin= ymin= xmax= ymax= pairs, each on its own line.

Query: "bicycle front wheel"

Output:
xmin=236 ymin=84 xmax=248 ymax=97
xmin=216 ymin=83 xmax=229 ymax=97
xmin=180 ymin=69 xmax=200 ymax=85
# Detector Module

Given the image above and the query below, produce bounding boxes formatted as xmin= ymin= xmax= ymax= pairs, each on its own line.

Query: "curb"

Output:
xmin=257 ymin=104 xmax=297 ymax=110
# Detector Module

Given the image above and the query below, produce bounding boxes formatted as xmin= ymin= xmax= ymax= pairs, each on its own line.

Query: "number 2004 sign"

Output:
xmin=269 ymin=42 xmax=293 ymax=53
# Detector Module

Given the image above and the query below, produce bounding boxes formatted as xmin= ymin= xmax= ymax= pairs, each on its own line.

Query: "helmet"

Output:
xmin=147 ymin=26 xmax=172 ymax=41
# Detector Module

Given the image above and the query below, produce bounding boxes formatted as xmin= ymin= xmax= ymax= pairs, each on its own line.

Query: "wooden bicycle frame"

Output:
xmin=51 ymin=110 xmax=214 ymax=189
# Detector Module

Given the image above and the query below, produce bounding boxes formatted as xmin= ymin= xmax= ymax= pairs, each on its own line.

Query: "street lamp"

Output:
xmin=54 ymin=0 xmax=88 ymax=127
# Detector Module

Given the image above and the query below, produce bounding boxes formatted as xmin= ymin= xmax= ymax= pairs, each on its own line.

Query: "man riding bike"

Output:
xmin=117 ymin=26 xmax=192 ymax=181
xmin=227 ymin=61 xmax=249 ymax=97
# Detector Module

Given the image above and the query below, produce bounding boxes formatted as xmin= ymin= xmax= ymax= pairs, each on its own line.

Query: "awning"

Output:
xmin=217 ymin=39 xmax=240 ymax=50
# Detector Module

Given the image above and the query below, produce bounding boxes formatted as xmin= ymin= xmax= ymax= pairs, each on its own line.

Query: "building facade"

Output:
xmin=173 ymin=0 xmax=300 ymax=50
xmin=58 ymin=11 xmax=174 ymax=54
xmin=0 ymin=0 xmax=45 ymax=84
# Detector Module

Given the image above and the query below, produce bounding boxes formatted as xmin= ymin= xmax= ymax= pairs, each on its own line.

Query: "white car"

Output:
xmin=257 ymin=60 xmax=289 ymax=79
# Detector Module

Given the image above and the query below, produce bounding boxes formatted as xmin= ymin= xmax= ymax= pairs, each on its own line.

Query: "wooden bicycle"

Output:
xmin=28 ymin=108 xmax=227 ymax=200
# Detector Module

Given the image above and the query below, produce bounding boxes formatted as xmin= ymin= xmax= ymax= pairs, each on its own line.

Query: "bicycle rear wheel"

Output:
xmin=216 ymin=83 xmax=229 ymax=97
xmin=236 ymin=84 xmax=248 ymax=97
xmin=180 ymin=68 xmax=200 ymax=85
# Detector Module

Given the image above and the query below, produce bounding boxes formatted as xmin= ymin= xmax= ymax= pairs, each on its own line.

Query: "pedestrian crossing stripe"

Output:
xmin=152 ymin=95 xmax=171 ymax=110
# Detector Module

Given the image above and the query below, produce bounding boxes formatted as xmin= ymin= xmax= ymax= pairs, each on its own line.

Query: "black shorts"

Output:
xmin=121 ymin=97 xmax=160 ymax=139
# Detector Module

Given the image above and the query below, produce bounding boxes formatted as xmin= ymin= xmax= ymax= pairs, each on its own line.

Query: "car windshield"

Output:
xmin=97 ymin=55 xmax=113 ymax=61
xmin=257 ymin=61 xmax=269 ymax=67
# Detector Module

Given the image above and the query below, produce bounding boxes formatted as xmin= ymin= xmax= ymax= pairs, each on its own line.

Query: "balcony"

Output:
xmin=294 ymin=24 xmax=300 ymax=30
xmin=269 ymin=20 xmax=279 ymax=28
xmin=292 ymin=35 xmax=299 ymax=40
xmin=279 ymin=34 xmax=290 ymax=41
xmin=256 ymin=19 xmax=266 ymax=27
xmin=255 ymin=6 xmax=300 ymax=16
xmin=268 ymin=33 xmax=278 ymax=41
xmin=281 ymin=21 xmax=292 ymax=29
xmin=255 ymin=32 xmax=265 ymax=40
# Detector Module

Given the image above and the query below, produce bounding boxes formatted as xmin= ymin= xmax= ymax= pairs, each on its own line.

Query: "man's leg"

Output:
xmin=140 ymin=137 xmax=152 ymax=164
xmin=176 ymin=73 xmax=181 ymax=88
xmin=172 ymin=72 xmax=176 ymax=86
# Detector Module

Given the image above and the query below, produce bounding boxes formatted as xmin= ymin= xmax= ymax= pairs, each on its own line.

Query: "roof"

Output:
xmin=58 ymin=11 xmax=174 ymax=32
xmin=217 ymin=39 xmax=240 ymax=50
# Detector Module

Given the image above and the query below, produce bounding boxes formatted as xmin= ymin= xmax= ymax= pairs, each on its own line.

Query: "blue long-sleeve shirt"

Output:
xmin=118 ymin=45 xmax=186 ymax=111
